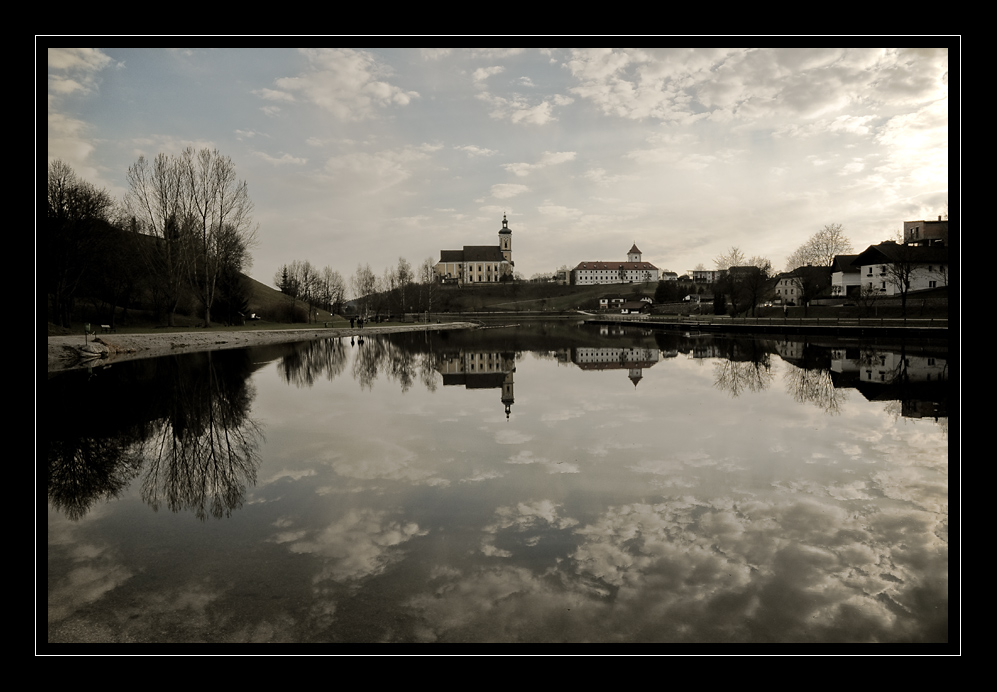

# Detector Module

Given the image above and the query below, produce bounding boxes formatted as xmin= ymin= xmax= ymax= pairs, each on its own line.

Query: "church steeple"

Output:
xmin=499 ymin=213 xmax=512 ymax=264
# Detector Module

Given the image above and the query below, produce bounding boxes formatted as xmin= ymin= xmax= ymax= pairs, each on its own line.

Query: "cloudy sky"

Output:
xmin=45 ymin=46 xmax=951 ymax=285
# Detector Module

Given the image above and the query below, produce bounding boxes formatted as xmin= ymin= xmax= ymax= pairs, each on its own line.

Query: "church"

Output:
xmin=435 ymin=215 xmax=514 ymax=285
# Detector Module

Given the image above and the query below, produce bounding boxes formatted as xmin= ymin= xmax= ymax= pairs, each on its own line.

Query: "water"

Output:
xmin=44 ymin=321 xmax=950 ymax=645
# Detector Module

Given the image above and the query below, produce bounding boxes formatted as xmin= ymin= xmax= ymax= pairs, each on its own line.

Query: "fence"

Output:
xmin=597 ymin=314 xmax=948 ymax=329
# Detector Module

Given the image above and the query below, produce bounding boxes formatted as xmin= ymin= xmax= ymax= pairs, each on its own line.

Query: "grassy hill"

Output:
xmin=430 ymin=280 xmax=660 ymax=313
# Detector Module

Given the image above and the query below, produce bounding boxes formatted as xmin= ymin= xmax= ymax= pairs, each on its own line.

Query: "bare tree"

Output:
xmin=713 ymin=247 xmax=746 ymax=274
xmin=352 ymin=263 xmax=377 ymax=319
xmin=419 ymin=256 xmax=437 ymax=315
xmin=127 ymin=148 xmax=256 ymax=327
xmin=741 ymin=256 xmax=773 ymax=316
xmin=396 ymin=257 xmax=413 ymax=314
xmin=182 ymin=148 xmax=257 ymax=326
xmin=786 ymin=223 xmax=853 ymax=270
xmin=126 ymin=153 xmax=192 ymax=326
xmin=319 ymin=266 xmax=346 ymax=315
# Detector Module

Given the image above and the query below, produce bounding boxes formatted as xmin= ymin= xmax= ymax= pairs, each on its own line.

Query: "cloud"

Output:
xmin=270 ymin=48 xmax=419 ymax=121
xmin=456 ymin=145 xmax=497 ymax=157
xmin=476 ymin=91 xmax=559 ymax=125
xmin=490 ymin=183 xmax=529 ymax=199
xmin=503 ymin=151 xmax=576 ymax=176
xmin=48 ymin=47 xmax=113 ymax=72
xmin=253 ymin=151 xmax=308 ymax=166
xmin=538 ymin=203 xmax=583 ymax=219
xmin=473 ymin=66 xmax=505 ymax=83
xmin=322 ymin=144 xmax=436 ymax=194
xmin=286 ymin=509 xmax=427 ymax=582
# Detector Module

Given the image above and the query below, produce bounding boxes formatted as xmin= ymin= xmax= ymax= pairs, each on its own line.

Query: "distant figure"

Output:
xmin=350 ymin=316 xmax=355 ymax=328
xmin=359 ymin=317 xmax=364 ymax=329
xmin=783 ymin=305 xmax=789 ymax=318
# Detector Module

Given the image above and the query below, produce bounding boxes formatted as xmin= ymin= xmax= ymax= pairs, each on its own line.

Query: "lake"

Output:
xmin=44 ymin=321 xmax=950 ymax=645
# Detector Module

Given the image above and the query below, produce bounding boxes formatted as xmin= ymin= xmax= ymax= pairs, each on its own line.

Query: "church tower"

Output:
xmin=499 ymin=214 xmax=513 ymax=264
xmin=627 ymin=243 xmax=642 ymax=263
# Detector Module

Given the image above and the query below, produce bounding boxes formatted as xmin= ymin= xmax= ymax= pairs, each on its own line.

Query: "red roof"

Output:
xmin=573 ymin=261 xmax=658 ymax=270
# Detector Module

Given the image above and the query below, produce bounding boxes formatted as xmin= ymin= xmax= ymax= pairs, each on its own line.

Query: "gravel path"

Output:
xmin=46 ymin=323 xmax=477 ymax=373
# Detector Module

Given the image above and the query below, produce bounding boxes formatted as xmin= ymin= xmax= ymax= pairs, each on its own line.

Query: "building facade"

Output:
xmin=903 ymin=216 xmax=949 ymax=247
xmin=435 ymin=215 xmax=514 ymax=285
xmin=571 ymin=244 xmax=660 ymax=286
xmin=830 ymin=254 xmax=861 ymax=297
xmin=853 ymin=242 xmax=949 ymax=296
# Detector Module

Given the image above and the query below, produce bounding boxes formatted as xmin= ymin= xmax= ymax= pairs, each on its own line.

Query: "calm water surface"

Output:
xmin=45 ymin=322 xmax=950 ymax=645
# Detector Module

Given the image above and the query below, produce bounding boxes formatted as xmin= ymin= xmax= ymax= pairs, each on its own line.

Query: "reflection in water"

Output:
xmin=46 ymin=349 xmax=264 ymax=522
xmin=45 ymin=323 xmax=950 ymax=645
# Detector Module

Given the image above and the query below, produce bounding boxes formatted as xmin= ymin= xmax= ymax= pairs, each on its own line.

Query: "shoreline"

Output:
xmin=45 ymin=323 xmax=478 ymax=373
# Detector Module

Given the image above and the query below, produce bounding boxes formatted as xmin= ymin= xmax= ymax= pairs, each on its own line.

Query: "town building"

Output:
xmin=692 ymin=269 xmax=723 ymax=284
xmin=435 ymin=215 xmax=514 ymax=285
xmin=571 ymin=244 xmax=660 ymax=286
xmin=903 ymin=216 xmax=949 ymax=247
xmin=830 ymin=254 xmax=861 ymax=297
xmin=773 ymin=271 xmax=803 ymax=304
xmin=852 ymin=242 xmax=949 ymax=296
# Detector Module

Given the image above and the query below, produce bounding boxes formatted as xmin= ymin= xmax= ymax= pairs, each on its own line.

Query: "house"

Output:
xmin=598 ymin=295 xmax=626 ymax=310
xmin=620 ymin=300 xmax=651 ymax=315
xmin=435 ymin=214 xmax=514 ymax=285
xmin=903 ymin=216 xmax=948 ymax=247
xmin=773 ymin=271 xmax=801 ymax=304
xmin=830 ymin=255 xmax=861 ymax=297
xmin=660 ymin=271 xmax=678 ymax=281
xmin=571 ymin=244 xmax=660 ymax=285
xmin=693 ymin=269 xmax=723 ymax=284
xmin=599 ymin=294 xmax=650 ymax=310
xmin=852 ymin=242 xmax=949 ymax=296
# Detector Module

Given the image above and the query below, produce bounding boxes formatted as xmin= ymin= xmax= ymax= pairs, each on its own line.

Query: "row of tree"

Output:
xmin=277 ymin=256 xmax=442 ymax=322
xmin=273 ymin=260 xmax=348 ymax=322
xmin=706 ymin=223 xmax=854 ymax=316
xmin=46 ymin=149 xmax=258 ymax=329
xmin=125 ymin=147 xmax=257 ymax=327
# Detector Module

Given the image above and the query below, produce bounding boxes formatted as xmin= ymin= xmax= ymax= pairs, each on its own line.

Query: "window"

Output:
xmin=929 ymin=281 xmax=936 ymax=288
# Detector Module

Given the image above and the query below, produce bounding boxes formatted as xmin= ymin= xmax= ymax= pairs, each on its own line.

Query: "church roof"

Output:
xmin=629 ymin=243 xmax=642 ymax=254
xmin=439 ymin=246 xmax=508 ymax=263
xmin=463 ymin=245 xmax=507 ymax=262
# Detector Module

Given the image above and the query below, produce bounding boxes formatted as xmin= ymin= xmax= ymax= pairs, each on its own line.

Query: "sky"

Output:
xmin=44 ymin=45 xmax=952 ymax=286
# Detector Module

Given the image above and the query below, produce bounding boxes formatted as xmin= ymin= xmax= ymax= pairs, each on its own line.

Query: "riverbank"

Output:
xmin=45 ymin=322 xmax=478 ymax=373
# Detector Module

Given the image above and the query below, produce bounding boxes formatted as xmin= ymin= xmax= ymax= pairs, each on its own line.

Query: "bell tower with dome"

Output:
xmin=499 ymin=213 xmax=513 ymax=265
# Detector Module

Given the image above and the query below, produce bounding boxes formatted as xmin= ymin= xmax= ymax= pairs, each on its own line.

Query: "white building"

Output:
xmin=830 ymin=254 xmax=861 ymax=297
xmin=852 ymin=242 xmax=949 ymax=296
xmin=571 ymin=244 xmax=660 ymax=286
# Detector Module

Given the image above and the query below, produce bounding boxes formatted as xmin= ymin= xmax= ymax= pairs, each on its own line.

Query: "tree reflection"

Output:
xmin=46 ymin=350 xmax=264 ymax=521
xmin=784 ymin=362 xmax=846 ymax=414
xmin=712 ymin=338 xmax=774 ymax=397
xmin=277 ymin=338 xmax=348 ymax=388
xmin=47 ymin=435 xmax=144 ymax=521
xmin=141 ymin=351 xmax=263 ymax=520
xmin=782 ymin=340 xmax=847 ymax=414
